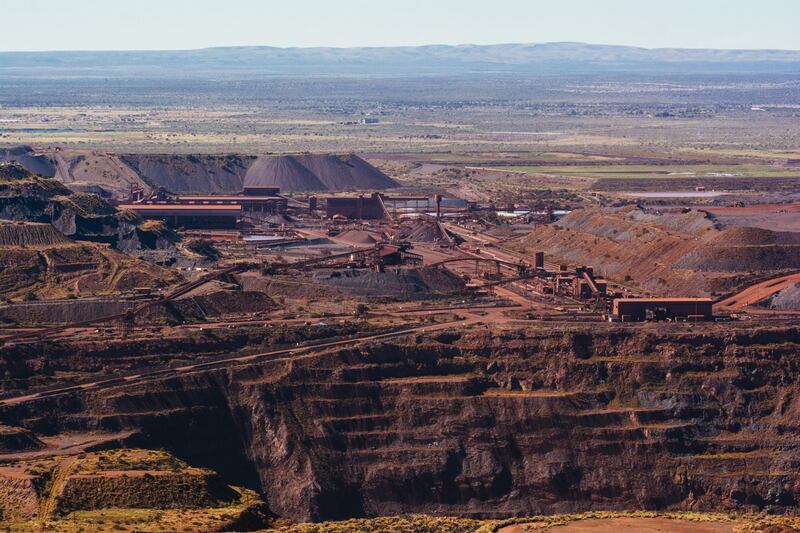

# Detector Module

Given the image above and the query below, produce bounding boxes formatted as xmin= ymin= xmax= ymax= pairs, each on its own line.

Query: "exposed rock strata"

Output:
xmin=1 ymin=324 xmax=800 ymax=521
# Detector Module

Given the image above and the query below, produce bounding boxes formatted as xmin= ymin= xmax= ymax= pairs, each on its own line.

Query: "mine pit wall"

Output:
xmin=0 ymin=475 xmax=39 ymax=520
xmin=2 ymin=325 xmax=800 ymax=521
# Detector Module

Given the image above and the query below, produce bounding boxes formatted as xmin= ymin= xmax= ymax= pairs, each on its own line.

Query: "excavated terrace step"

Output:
xmin=284 ymin=377 xmax=483 ymax=399
xmin=318 ymin=413 xmax=395 ymax=432
xmin=337 ymin=362 xmax=473 ymax=383
xmin=307 ymin=397 xmax=393 ymax=417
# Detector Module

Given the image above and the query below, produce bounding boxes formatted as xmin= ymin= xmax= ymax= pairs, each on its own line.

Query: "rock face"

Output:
xmin=0 ymin=163 xmax=176 ymax=251
xmin=2 ymin=324 xmax=800 ymax=521
xmin=0 ymin=146 xmax=56 ymax=177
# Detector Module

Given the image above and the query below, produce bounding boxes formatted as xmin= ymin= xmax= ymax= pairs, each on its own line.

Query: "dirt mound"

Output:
xmin=244 ymin=155 xmax=325 ymax=191
xmin=52 ymin=192 xmax=117 ymax=218
xmin=629 ymin=207 xmax=719 ymax=234
xmin=313 ymin=267 xmax=465 ymax=298
xmin=0 ymin=288 xmax=273 ymax=325
xmin=244 ymin=153 xmax=398 ymax=192
xmin=60 ymin=150 xmax=150 ymax=197
xmin=518 ymin=206 xmax=800 ymax=296
xmin=120 ymin=154 xmax=252 ymax=193
xmin=0 ymin=222 xmax=70 ymax=247
xmin=167 ymin=289 xmax=276 ymax=321
xmin=676 ymin=244 xmax=800 ymax=272
xmin=0 ymin=146 xmax=56 ymax=177
xmin=119 ymin=153 xmax=395 ymax=193
xmin=394 ymin=220 xmax=447 ymax=242
xmin=713 ymin=226 xmax=800 ymax=246
xmin=7 ymin=151 xmax=396 ymax=195
xmin=236 ymin=271 xmax=345 ymax=300
xmin=768 ymin=282 xmax=800 ymax=310
xmin=336 ymin=229 xmax=382 ymax=245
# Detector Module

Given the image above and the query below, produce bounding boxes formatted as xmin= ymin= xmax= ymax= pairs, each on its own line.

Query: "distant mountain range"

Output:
xmin=2 ymin=42 xmax=800 ymax=77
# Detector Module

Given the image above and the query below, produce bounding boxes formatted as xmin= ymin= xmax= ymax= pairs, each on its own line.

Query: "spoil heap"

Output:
xmin=518 ymin=206 xmax=800 ymax=295
xmin=767 ymin=282 xmax=800 ymax=310
xmin=120 ymin=154 xmax=252 ymax=194
xmin=244 ymin=153 xmax=398 ymax=192
xmin=394 ymin=220 xmax=450 ymax=243
xmin=4 ymin=148 xmax=397 ymax=195
xmin=313 ymin=267 xmax=465 ymax=298
xmin=336 ymin=229 xmax=383 ymax=245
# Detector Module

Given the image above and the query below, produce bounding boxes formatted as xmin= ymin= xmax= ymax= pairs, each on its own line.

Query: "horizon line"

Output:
xmin=2 ymin=41 xmax=800 ymax=55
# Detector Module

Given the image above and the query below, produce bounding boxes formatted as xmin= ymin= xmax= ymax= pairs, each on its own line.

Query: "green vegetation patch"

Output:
xmin=0 ymin=449 xmax=267 ymax=532
xmin=263 ymin=515 xmax=484 ymax=533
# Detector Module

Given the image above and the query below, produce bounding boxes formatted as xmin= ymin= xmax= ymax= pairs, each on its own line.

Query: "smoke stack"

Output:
xmin=435 ymin=194 xmax=442 ymax=220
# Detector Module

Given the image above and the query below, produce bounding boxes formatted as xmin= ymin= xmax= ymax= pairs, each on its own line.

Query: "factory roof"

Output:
xmin=118 ymin=204 xmax=241 ymax=213
xmin=175 ymin=196 xmax=286 ymax=202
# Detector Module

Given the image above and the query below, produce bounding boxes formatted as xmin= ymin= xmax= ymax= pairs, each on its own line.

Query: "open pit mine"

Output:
xmin=0 ymin=142 xmax=799 ymax=533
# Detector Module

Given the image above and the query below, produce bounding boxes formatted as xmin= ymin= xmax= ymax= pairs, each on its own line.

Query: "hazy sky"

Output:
xmin=2 ymin=0 xmax=799 ymax=52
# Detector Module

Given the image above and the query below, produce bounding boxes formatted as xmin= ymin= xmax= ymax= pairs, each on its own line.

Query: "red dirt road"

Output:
xmin=717 ymin=272 xmax=800 ymax=310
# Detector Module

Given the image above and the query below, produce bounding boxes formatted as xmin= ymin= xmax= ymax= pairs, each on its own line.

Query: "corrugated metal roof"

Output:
xmin=176 ymin=196 xmax=286 ymax=202
xmin=119 ymin=204 xmax=241 ymax=213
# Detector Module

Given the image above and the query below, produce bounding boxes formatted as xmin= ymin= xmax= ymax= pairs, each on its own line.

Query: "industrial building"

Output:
xmin=572 ymin=266 xmax=607 ymax=299
xmin=173 ymin=194 xmax=288 ymax=215
xmin=326 ymin=193 xmax=389 ymax=220
xmin=117 ymin=204 xmax=241 ymax=229
xmin=612 ymin=298 xmax=713 ymax=322
xmin=119 ymin=185 xmax=288 ymax=228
